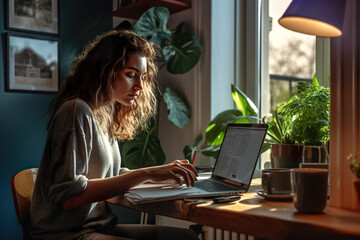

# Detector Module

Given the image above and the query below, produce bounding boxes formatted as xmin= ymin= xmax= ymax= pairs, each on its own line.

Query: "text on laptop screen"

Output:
xmin=212 ymin=124 xmax=267 ymax=185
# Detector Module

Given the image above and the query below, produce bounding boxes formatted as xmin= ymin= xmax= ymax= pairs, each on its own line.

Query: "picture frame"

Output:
xmin=7 ymin=0 xmax=59 ymax=35
xmin=6 ymin=34 xmax=59 ymax=93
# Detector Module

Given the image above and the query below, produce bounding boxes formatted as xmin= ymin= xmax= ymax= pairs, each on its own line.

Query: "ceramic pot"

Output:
xmin=271 ymin=144 xmax=303 ymax=169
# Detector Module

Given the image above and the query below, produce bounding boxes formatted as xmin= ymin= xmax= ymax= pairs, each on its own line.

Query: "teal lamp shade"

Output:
xmin=278 ymin=0 xmax=346 ymax=37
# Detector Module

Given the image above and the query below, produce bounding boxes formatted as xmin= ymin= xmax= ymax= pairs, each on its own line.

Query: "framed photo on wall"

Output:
xmin=6 ymin=34 xmax=59 ymax=93
xmin=7 ymin=0 xmax=59 ymax=34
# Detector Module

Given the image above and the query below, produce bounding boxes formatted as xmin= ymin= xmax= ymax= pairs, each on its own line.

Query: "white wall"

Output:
xmin=157 ymin=1 xmax=212 ymax=165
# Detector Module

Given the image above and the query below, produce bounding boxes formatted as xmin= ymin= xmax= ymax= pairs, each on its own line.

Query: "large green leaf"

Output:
xmin=205 ymin=109 xmax=243 ymax=146
xmin=164 ymin=22 xmax=202 ymax=74
xmin=183 ymin=145 xmax=195 ymax=162
xmin=262 ymin=114 xmax=282 ymax=144
xmin=200 ymin=145 xmax=221 ymax=159
xmin=261 ymin=141 xmax=272 ymax=154
xmin=163 ymin=87 xmax=190 ymax=128
xmin=205 ymin=110 xmax=259 ymax=146
xmin=231 ymin=84 xmax=258 ymax=116
xmin=121 ymin=127 xmax=166 ymax=169
xmin=133 ymin=7 xmax=172 ymax=47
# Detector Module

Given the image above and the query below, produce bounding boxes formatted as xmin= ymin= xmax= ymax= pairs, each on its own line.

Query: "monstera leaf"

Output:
xmin=163 ymin=87 xmax=190 ymax=128
xmin=163 ymin=22 xmax=202 ymax=74
xmin=134 ymin=7 xmax=201 ymax=74
xmin=121 ymin=127 xmax=166 ymax=169
xmin=134 ymin=7 xmax=171 ymax=47
xmin=121 ymin=7 xmax=203 ymax=169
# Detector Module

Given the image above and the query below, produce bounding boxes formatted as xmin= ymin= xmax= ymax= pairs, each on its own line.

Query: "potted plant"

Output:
xmin=262 ymin=96 xmax=304 ymax=168
xmin=280 ymin=76 xmax=330 ymax=164
xmin=183 ymin=84 xmax=260 ymax=164
xmin=347 ymin=153 xmax=360 ymax=201
xmin=118 ymin=7 xmax=202 ymax=169
xmin=261 ymin=75 xmax=330 ymax=168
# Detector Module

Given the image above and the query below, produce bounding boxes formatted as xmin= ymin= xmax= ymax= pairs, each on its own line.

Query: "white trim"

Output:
xmin=210 ymin=0 xmax=236 ymax=119
xmin=233 ymin=0 xmax=261 ymax=112
xmin=260 ymin=0 xmax=270 ymax=118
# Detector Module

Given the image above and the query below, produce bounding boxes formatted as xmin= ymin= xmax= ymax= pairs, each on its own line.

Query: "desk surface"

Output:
xmin=107 ymin=178 xmax=360 ymax=240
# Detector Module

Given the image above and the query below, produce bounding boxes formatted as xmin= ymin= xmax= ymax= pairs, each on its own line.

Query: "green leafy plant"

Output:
xmin=262 ymin=96 xmax=297 ymax=146
xmin=183 ymin=84 xmax=260 ymax=161
xmin=347 ymin=153 xmax=360 ymax=179
xmin=280 ymin=76 xmax=330 ymax=146
xmin=119 ymin=7 xmax=202 ymax=169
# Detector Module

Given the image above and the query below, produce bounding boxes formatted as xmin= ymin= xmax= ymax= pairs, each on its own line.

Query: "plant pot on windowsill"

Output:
xmin=271 ymin=144 xmax=303 ymax=169
xmin=347 ymin=153 xmax=360 ymax=202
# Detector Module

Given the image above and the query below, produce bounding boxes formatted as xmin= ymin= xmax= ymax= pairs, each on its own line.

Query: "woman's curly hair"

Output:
xmin=48 ymin=30 xmax=159 ymax=141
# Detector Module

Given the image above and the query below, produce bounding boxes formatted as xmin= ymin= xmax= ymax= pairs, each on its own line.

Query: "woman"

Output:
xmin=30 ymin=30 xmax=199 ymax=240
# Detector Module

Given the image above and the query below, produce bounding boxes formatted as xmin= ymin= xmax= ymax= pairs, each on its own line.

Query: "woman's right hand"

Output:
xmin=63 ymin=160 xmax=198 ymax=210
xmin=143 ymin=160 xmax=198 ymax=187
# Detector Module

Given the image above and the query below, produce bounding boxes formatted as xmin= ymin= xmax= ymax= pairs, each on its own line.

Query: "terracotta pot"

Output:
xmin=271 ymin=144 xmax=303 ymax=169
xmin=354 ymin=180 xmax=360 ymax=202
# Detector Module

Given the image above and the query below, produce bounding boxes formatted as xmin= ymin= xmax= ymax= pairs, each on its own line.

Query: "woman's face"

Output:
xmin=112 ymin=52 xmax=147 ymax=106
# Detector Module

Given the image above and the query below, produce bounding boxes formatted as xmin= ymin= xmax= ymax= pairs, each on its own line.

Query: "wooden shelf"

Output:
xmin=113 ymin=0 xmax=191 ymax=19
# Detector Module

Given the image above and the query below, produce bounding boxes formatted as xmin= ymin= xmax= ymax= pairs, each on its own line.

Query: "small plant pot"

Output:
xmin=354 ymin=180 xmax=360 ymax=202
xmin=271 ymin=144 xmax=303 ymax=169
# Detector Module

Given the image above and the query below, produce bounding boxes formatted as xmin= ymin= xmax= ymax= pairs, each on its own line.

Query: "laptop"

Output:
xmin=124 ymin=123 xmax=268 ymax=204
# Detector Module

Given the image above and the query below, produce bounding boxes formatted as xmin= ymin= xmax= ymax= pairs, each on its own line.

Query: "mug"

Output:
xmin=302 ymin=145 xmax=329 ymax=163
xmin=291 ymin=168 xmax=328 ymax=213
xmin=262 ymin=168 xmax=292 ymax=195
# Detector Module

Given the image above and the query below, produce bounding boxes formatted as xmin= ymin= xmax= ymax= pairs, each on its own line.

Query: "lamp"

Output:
xmin=278 ymin=0 xmax=347 ymax=37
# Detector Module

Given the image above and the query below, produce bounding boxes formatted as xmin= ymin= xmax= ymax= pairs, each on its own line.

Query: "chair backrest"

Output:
xmin=11 ymin=168 xmax=38 ymax=225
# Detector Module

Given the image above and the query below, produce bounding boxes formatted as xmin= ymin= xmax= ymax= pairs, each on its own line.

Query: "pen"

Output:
xmin=191 ymin=151 xmax=197 ymax=165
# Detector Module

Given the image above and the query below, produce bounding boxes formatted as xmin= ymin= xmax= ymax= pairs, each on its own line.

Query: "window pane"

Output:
xmin=269 ymin=0 xmax=315 ymax=113
xmin=261 ymin=0 xmax=316 ymax=169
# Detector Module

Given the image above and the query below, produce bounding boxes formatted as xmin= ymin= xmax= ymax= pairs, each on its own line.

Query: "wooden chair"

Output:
xmin=11 ymin=168 xmax=38 ymax=240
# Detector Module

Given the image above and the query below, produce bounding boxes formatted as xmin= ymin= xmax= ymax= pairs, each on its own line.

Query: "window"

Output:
xmin=259 ymin=0 xmax=330 ymax=169
xmin=268 ymin=0 xmax=315 ymax=113
xmin=210 ymin=0 xmax=329 ymax=173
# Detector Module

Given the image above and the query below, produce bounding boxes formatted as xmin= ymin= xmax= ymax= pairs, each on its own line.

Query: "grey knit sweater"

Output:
xmin=30 ymin=99 xmax=127 ymax=240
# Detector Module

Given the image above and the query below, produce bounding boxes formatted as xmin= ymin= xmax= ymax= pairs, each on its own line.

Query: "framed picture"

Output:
xmin=7 ymin=0 xmax=59 ymax=34
xmin=6 ymin=34 xmax=59 ymax=93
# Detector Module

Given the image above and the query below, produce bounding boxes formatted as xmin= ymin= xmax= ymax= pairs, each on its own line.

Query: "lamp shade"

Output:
xmin=278 ymin=0 xmax=346 ymax=37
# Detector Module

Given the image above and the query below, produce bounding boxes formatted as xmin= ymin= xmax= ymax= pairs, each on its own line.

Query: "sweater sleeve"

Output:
xmin=47 ymin=101 xmax=94 ymax=205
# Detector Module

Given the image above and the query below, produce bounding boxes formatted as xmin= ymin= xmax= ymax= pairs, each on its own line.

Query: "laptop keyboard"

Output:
xmin=194 ymin=179 xmax=239 ymax=192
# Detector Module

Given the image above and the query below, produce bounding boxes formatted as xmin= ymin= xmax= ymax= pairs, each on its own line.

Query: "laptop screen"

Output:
xmin=212 ymin=123 xmax=268 ymax=189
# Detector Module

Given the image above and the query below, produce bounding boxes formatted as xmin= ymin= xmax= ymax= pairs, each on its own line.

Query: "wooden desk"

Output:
xmin=107 ymin=179 xmax=360 ymax=240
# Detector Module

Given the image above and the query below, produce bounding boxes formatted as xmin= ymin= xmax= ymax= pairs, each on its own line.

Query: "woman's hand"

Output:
xmin=144 ymin=160 xmax=198 ymax=187
xmin=63 ymin=160 xmax=198 ymax=211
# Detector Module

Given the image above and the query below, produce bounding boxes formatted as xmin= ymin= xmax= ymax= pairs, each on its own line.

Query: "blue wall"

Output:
xmin=0 ymin=1 xmax=113 ymax=239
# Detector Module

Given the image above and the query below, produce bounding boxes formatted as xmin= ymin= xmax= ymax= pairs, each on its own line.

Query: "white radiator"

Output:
xmin=154 ymin=215 xmax=255 ymax=240
xmin=202 ymin=226 xmax=255 ymax=240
